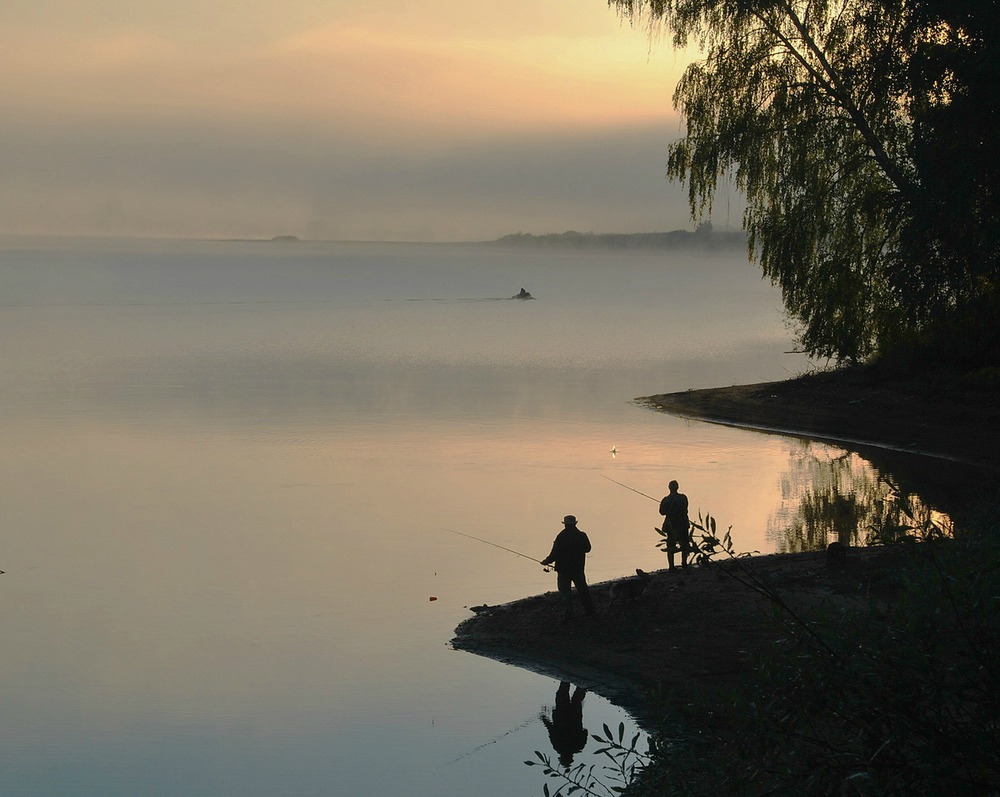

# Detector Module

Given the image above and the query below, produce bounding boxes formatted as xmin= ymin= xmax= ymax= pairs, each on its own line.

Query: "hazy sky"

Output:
xmin=1 ymin=0 xmax=708 ymax=241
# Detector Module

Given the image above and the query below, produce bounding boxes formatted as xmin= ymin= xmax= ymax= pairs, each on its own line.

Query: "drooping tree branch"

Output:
xmin=611 ymin=0 xmax=999 ymax=366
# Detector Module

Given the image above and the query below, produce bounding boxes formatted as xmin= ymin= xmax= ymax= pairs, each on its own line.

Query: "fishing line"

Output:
xmin=444 ymin=711 xmax=540 ymax=765
xmin=441 ymin=527 xmax=545 ymax=567
xmin=600 ymin=474 xmax=659 ymax=503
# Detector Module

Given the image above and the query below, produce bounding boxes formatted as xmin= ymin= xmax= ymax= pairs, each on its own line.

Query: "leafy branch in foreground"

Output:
xmin=526 ymin=721 xmax=654 ymax=797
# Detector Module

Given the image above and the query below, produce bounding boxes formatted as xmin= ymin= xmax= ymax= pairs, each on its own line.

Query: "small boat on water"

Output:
xmin=512 ymin=288 xmax=534 ymax=300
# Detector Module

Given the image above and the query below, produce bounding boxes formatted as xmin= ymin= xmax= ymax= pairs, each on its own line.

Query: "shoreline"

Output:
xmin=638 ymin=370 xmax=1000 ymax=471
xmin=450 ymin=370 xmax=999 ymax=726
xmin=451 ymin=548 xmax=904 ymax=727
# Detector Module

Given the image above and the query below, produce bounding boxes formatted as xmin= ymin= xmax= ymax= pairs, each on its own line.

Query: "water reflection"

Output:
xmin=540 ymin=682 xmax=589 ymax=767
xmin=7 ymin=238 xmax=977 ymax=795
xmin=769 ymin=442 xmax=954 ymax=552
xmin=529 ymin=679 xmax=649 ymax=797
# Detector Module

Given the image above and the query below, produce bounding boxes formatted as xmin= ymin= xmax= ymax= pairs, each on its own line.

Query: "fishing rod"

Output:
xmin=600 ymin=474 xmax=659 ymax=503
xmin=441 ymin=528 xmax=548 ymax=569
xmin=605 ymin=476 xmax=706 ymax=534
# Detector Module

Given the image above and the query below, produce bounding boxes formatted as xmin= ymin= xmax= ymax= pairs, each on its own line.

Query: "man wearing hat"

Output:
xmin=541 ymin=515 xmax=595 ymax=618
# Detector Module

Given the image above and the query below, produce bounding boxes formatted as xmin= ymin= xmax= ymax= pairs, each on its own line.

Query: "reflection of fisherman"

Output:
xmin=540 ymin=681 xmax=588 ymax=767
xmin=541 ymin=515 xmax=595 ymax=618
xmin=659 ymin=480 xmax=691 ymax=570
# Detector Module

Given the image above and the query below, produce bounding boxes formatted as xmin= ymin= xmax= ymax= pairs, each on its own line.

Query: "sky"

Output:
xmin=0 ymin=0 xmax=710 ymax=241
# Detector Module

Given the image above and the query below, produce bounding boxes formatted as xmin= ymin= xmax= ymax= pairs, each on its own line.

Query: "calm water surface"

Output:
xmin=0 ymin=237 xmax=952 ymax=795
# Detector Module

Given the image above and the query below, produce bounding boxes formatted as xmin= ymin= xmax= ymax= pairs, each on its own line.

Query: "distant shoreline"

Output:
xmin=2 ymin=229 xmax=749 ymax=248
xmin=207 ymin=228 xmax=748 ymax=248
xmin=488 ymin=228 xmax=747 ymax=250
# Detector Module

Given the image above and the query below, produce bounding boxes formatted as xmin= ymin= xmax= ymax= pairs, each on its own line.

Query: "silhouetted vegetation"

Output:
xmin=688 ymin=510 xmax=1000 ymax=796
xmin=613 ymin=0 xmax=1000 ymax=369
xmin=491 ymin=224 xmax=746 ymax=250
xmin=535 ymin=501 xmax=1000 ymax=796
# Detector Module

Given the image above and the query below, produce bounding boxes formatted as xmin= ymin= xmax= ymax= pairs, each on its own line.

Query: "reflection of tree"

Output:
xmin=769 ymin=442 xmax=952 ymax=552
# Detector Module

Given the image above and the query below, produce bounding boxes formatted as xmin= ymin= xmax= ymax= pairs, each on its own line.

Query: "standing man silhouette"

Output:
xmin=541 ymin=515 xmax=596 ymax=619
xmin=659 ymin=480 xmax=691 ymax=570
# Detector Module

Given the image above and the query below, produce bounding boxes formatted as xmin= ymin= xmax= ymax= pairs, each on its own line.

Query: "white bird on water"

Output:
xmin=610 ymin=445 xmax=617 ymax=458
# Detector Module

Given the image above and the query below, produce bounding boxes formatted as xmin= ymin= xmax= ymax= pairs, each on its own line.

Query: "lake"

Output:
xmin=0 ymin=236 xmax=954 ymax=795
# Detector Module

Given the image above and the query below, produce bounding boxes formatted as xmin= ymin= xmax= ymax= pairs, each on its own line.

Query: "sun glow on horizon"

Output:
xmin=0 ymin=0 xmax=701 ymax=240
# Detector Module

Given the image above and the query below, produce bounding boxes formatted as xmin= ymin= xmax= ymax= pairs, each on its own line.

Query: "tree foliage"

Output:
xmin=613 ymin=0 xmax=1000 ymax=365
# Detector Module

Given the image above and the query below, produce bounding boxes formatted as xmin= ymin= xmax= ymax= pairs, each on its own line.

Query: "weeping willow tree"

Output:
xmin=613 ymin=0 xmax=999 ymax=365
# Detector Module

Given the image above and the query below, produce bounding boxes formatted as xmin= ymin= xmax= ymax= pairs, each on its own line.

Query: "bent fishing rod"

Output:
xmin=441 ymin=527 xmax=549 ymax=569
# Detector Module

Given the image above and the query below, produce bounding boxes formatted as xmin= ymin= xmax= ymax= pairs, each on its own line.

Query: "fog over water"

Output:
xmin=0 ymin=237 xmax=950 ymax=795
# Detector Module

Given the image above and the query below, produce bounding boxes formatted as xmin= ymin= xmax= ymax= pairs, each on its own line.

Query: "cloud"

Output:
xmin=1 ymin=22 xmax=681 ymax=137
xmin=0 ymin=113 xmax=699 ymax=240
xmin=0 ymin=0 xmax=701 ymax=239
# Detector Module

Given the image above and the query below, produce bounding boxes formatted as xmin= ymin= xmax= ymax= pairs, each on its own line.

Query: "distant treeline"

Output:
xmin=490 ymin=226 xmax=747 ymax=250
